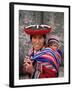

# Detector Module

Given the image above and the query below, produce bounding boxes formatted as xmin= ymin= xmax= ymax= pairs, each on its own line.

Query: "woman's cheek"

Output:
xmin=40 ymin=40 xmax=44 ymax=46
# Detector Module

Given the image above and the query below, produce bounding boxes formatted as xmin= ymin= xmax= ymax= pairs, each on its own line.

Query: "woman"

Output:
xmin=23 ymin=25 xmax=60 ymax=78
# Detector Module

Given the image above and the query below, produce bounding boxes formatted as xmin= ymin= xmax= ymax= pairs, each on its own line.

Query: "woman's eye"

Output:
xmin=28 ymin=62 xmax=31 ymax=65
xmin=39 ymin=37 xmax=42 ymax=39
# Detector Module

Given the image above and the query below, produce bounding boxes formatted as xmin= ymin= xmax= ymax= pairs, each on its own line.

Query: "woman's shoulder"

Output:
xmin=42 ymin=47 xmax=53 ymax=52
xmin=42 ymin=47 xmax=51 ymax=50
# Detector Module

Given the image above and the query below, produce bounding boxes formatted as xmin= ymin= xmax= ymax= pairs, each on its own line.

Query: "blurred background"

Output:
xmin=19 ymin=10 xmax=64 ymax=79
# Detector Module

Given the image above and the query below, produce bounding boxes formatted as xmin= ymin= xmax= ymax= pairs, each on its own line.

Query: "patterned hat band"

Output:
xmin=24 ymin=25 xmax=51 ymax=35
xmin=48 ymin=38 xmax=59 ymax=43
xmin=25 ymin=25 xmax=51 ymax=30
xmin=48 ymin=38 xmax=60 ymax=45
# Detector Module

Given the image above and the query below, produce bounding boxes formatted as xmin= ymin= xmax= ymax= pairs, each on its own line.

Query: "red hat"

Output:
xmin=24 ymin=25 xmax=51 ymax=35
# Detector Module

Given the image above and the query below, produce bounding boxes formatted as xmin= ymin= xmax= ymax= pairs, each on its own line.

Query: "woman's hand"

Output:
xmin=23 ymin=56 xmax=34 ymax=74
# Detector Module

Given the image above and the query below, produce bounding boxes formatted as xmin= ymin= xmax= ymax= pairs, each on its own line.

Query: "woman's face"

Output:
xmin=31 ymin=35 xmax=45 ymax=51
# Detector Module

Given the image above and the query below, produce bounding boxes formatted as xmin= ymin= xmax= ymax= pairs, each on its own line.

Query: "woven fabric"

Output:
xmin=28 ymin=47 xmax=62 ymax=78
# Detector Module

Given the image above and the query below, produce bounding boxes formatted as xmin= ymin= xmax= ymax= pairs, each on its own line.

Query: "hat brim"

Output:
xmin=24 ymin=28 xmax=51 ymax=35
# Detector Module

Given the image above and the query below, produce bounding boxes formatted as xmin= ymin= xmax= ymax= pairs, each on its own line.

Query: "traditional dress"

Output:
xmin=28 ymin=47 xmax=62 ymax=78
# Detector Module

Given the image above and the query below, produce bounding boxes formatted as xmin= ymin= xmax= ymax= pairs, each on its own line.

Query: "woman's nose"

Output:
xmin=36 ymin=39 xmax=39 ymax=43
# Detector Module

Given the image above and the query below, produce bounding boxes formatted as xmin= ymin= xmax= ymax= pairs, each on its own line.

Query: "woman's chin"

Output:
xmin=34 ymin=47 xmax=41 ymax=51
